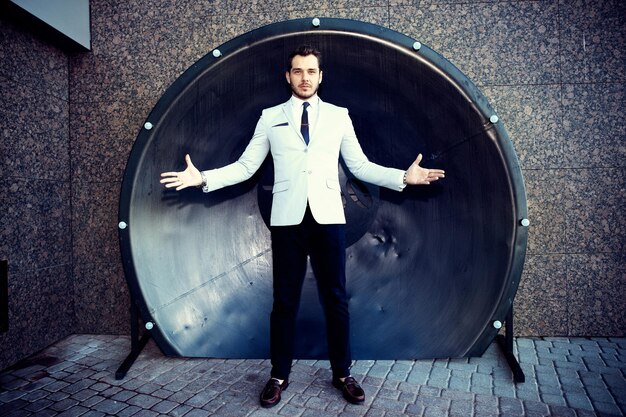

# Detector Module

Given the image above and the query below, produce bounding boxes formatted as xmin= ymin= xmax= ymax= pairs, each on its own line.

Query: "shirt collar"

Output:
xmin=290 ymin=94 xmax=319 ymax=110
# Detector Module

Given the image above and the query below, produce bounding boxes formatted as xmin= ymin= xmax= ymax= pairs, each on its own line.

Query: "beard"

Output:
xmin=290 ymin=82 xmax=320 ymax=100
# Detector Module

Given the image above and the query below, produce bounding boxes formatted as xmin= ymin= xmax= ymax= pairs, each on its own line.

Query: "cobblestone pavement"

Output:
xmin=0 ymin=335 xmax=624 ymax=416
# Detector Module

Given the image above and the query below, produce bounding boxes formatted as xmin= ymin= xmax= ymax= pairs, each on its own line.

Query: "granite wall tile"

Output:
xmin=522 ymin=169 xmax=568 ymax=254
xmin=389 ymin=0 xmax=417 ymax=5
xmin=567 ymin=252 xmax=626 ymax=336
xmin=561 ymin=83 xmax=625 ymax=169
xmin=70 ymin=33 xmax=190 ymax=105
xmin=132 ymin=3 xmax=222 ymax=59
xmin=70 ymin=98 xmax=152 ymax=182
xmin=103 ymin=0 xmax=227 ymax=24
xmin=0 ymin=178 xmax=71 ymax=274
xmin=329 ymin=0 xmax=384 ymax=9
xmin=0 ymin=264 xmax=74 ymax=371
xmin=389 ymin=2 xmax=561 ymax=85
xmin=482 ymin=84 xmax=564 ymax=170
xmin=0 ymin=17 xmax=68 ymax=100
xmin=69 ymin=51 xmax=168 ymax=106
xmin=0 ymin=76 xmax=70 ymax=181
xmin=525 ymin=167 xmax=626 ymax=256
xmin=227 ymin=0 xmax=292 ymax=13
xmin=0 ymin=14 xmax=73 ymax=372
xmin=422 ymin=0 xmax=494 ymax=3
xmin=564 ymin=168 xmax=625 ymax=254
xmin=559 ymin=0 xmax=626 ymax=83
xmin=71 ymin=2 xmax=222 ymax=104
xmin=220 ymin=10 xmax=289 ymax=42
xmin=88 ymin=0 xmax=224 ymax=52
xmin=73 ymin=261 xmax=129 ymax=334
xmin=72 ymin=181 xmax=121 ymax=265
xmin=515 ymin=254 xmax=569 ymax=336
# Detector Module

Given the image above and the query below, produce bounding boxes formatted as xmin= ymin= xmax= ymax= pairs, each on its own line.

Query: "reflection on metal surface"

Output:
xmin=119 ymin=18 xmax=527 ymax=360
xmin=149 ymin=248 xmax=272 ymax=315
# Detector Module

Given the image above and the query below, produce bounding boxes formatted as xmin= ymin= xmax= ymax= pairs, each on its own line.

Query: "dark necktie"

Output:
xmin=301 ymin=102 xmax=310 ymax=145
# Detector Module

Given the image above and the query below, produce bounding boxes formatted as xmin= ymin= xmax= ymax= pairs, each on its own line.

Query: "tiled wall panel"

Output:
xmin=0 ymin=18 xmax=73 ymax=371
xmin=1 ymin=0 xmax=624 ymax=371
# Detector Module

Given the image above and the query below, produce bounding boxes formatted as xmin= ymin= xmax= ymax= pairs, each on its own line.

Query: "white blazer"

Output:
xmin=202 ymin=97 xmax=406 ymax=226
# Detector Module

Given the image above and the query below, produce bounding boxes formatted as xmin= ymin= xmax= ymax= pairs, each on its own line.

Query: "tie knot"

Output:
xmin=303 ymin=102 xmax=310 ymax=110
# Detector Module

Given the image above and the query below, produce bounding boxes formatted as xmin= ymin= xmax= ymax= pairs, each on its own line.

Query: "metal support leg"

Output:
xmin=496 ymin=305 xmax=525 ymax=383
xmin=115 ymin=300 xmax=151 ymax=380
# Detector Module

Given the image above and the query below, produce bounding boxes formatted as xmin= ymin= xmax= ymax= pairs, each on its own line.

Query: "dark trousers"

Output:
xmin=269 ymin=206 xmax=351 ymax=380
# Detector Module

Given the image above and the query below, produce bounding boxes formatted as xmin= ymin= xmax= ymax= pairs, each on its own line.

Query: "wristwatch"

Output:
xmin=198 ymin=172 xmax=208 ymax=188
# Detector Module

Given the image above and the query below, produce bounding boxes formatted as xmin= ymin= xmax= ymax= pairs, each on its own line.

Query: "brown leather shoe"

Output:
xmin=259 ymin=378 xmax=289 ymax=408
xmin=332 ymin=376 xmax=365 ymax=404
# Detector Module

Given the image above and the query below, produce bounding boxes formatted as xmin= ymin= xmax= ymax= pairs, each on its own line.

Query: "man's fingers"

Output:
xmin=160 ymin=174 xmax=184 ymax=184
xmin=164 ymin=179 xmax=188 ymax=190
xmin=160 ymin=171 xmax=179 ymax=177
xmin=414 ymin=153 xmax=423 ymax=165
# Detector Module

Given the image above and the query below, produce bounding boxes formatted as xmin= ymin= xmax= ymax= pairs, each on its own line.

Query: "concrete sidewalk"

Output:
xmin=0 ymin=335 xmax=624 ymax=416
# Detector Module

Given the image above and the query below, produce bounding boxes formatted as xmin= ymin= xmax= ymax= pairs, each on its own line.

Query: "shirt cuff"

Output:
xmin=398 ymin=170 xmax=407 ymax=191
xmin=200 ymin=171 xmax=209 ymax=193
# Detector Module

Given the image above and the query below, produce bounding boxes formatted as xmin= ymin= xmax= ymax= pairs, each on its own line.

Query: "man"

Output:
xmin=160 ymin=45 xmax=445 ymax=407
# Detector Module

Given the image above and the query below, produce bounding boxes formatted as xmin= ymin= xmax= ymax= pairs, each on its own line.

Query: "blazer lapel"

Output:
xmin=310 ymin=97 xmax=323 ymax=141
xmin=281 ymin=100 xmax=306 ymax=143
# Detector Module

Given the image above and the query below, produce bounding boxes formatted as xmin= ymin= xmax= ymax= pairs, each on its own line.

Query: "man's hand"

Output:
xmin=404 ymin=154 xmax=445 ymax=185
xmin=160 ymin=154 xmax=203 ymax=191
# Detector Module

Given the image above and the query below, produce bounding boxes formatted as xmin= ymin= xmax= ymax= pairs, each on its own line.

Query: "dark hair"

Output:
xmin=287 ymin=45 xmax=322 ymax=71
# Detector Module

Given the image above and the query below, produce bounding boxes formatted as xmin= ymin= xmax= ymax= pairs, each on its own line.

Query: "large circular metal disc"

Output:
xmin=119 ymin=18 xmax=528 ymax=359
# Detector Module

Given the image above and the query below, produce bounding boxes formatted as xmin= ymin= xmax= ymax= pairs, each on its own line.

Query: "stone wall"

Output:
xmin=1 ymin=0 xmax=624 ymax=370
xmin=0 ymin=17 xmax=74 ymax=370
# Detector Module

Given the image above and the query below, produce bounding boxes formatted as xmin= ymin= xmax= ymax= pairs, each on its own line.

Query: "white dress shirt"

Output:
xmin=290 ymin=95 xmax=319 ymax=136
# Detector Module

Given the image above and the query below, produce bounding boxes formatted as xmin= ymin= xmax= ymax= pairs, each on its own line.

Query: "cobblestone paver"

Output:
xmin=0 ymin=336 xmax=624 ymax=416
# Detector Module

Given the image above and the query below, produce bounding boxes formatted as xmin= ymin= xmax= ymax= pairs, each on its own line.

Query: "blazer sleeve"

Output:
xmin=339 ymin=110 xmax=406 ymax=192
xmin=201 ymin=113 xmax=271 ymax=192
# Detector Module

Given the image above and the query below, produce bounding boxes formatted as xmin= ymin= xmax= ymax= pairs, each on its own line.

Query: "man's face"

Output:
xmin=285 ymin=54 xmax=323 ymax=100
